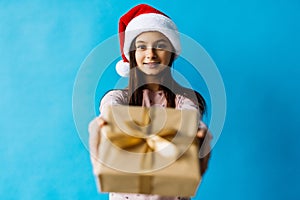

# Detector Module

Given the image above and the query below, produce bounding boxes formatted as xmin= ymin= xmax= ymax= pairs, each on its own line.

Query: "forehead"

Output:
xmin=135 ymin=31 xmax=171 ymax=43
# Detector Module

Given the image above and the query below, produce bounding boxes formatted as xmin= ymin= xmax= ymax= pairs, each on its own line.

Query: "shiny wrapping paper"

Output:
xmin=94 ymin=105 xmax=201 ymax=197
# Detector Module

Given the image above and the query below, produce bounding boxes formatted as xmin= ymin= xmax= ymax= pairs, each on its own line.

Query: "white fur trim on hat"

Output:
xmin=116 ymin=60 xmax=130 ymax=77
xmin=123 ymin=13 xmax=181 ymax=61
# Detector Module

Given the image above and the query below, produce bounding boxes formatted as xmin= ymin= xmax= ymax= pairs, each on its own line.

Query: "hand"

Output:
xmin=88 ymin=117 xmax=106 ymax=174
xmin=197 ymin=121 xmax=212 ymax=175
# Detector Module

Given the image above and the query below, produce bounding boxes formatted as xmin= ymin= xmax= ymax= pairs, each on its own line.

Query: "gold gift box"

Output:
xmin=94 ymin=105 xmax=201 ymax=197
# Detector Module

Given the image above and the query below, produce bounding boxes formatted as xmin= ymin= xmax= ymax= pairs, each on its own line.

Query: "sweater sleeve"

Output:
xmin=175 ymin=94 xmax=202 ymax=128
xmin=99 ymin=90 xmax=128 ymax=114
xmin=175 ymin=95 xmax=199 ymax=111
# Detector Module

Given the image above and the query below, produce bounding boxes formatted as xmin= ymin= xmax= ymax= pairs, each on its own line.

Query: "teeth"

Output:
xmin=143 ymin=62 xmax=159 ymax=68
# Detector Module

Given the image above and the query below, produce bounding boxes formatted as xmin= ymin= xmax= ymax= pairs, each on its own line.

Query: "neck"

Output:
xmin=142 ymin=74 xmax=162 ymax=91
xmin=144 ymin=83 xmax=160 ymax=91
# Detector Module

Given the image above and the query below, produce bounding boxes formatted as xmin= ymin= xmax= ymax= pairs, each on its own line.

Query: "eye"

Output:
xmin=136 ymin=44 xmax=147 ymax=50
xmin=155 ymin=43 xmax=168 ymax=50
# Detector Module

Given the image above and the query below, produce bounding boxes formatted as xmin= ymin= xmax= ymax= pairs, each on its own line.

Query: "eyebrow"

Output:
xmin=135 ymin=39 xmax=169 ymax=44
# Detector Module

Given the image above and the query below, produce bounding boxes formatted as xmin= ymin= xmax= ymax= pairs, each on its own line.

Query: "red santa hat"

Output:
xmin=116 ymin=4 xmax=181 ymax=77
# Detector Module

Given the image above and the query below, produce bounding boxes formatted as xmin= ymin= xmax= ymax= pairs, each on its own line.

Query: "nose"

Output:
xmin=145 ymin=48 xmax=157 ymax=59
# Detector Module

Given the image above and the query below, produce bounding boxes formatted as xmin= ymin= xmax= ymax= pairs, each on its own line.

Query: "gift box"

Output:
xmin=94 ymin=105 xmax=201 ymax=197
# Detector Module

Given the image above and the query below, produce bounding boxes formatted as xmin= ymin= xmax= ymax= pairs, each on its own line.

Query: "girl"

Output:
xmin=89 ymin=4 xmax=212 ymax=200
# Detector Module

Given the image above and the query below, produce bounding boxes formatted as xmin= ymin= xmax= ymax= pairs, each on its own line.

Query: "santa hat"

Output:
xmin=116 ymin=4 xmax=181 ymax=77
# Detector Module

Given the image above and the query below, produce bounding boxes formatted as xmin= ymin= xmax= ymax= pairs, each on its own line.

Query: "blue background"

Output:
xmin=1 ymin=0 xmax=299 ymax=199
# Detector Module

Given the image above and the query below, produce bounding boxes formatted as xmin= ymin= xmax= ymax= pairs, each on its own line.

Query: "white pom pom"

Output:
xmin=116 ymin=60 xmax=130 ymax=77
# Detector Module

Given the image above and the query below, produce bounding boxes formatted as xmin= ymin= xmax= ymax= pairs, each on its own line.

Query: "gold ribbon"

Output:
xmin=99 ymin=106 xmax=199 ymax=194
xmin=105 ymin=122 xmax=179 ymax=194
xmin=106 ymin=122 xmax=179 ymax=166
xmin=106 ymin=106 xmax=179 ymax=163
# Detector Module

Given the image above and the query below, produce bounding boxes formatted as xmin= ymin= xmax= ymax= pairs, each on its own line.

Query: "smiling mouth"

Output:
xmin=143 ymin=62 xmax=160 ymax=68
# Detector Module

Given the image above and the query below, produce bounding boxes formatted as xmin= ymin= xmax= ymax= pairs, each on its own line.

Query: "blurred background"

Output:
xmin=1 ymin=0 xmax=299 ymax=199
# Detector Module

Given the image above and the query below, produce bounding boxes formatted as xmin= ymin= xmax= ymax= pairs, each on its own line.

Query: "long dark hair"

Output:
xmin=126 ymin=39 xmax=206 ymax=115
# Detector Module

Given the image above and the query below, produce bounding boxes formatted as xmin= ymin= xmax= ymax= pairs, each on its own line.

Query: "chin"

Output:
xmin=145 ymin=71 xmax=162 ymax=76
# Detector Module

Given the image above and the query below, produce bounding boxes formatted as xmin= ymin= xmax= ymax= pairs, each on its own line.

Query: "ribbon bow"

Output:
xmin=106 ymin=121 xmax=179 ymax=163
xmin=99 ymin=106 xmax=198 ymax=173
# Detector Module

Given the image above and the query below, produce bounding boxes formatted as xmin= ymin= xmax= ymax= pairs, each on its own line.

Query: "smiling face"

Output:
xmin=134 ymin=31 xmax=174 ymax=76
